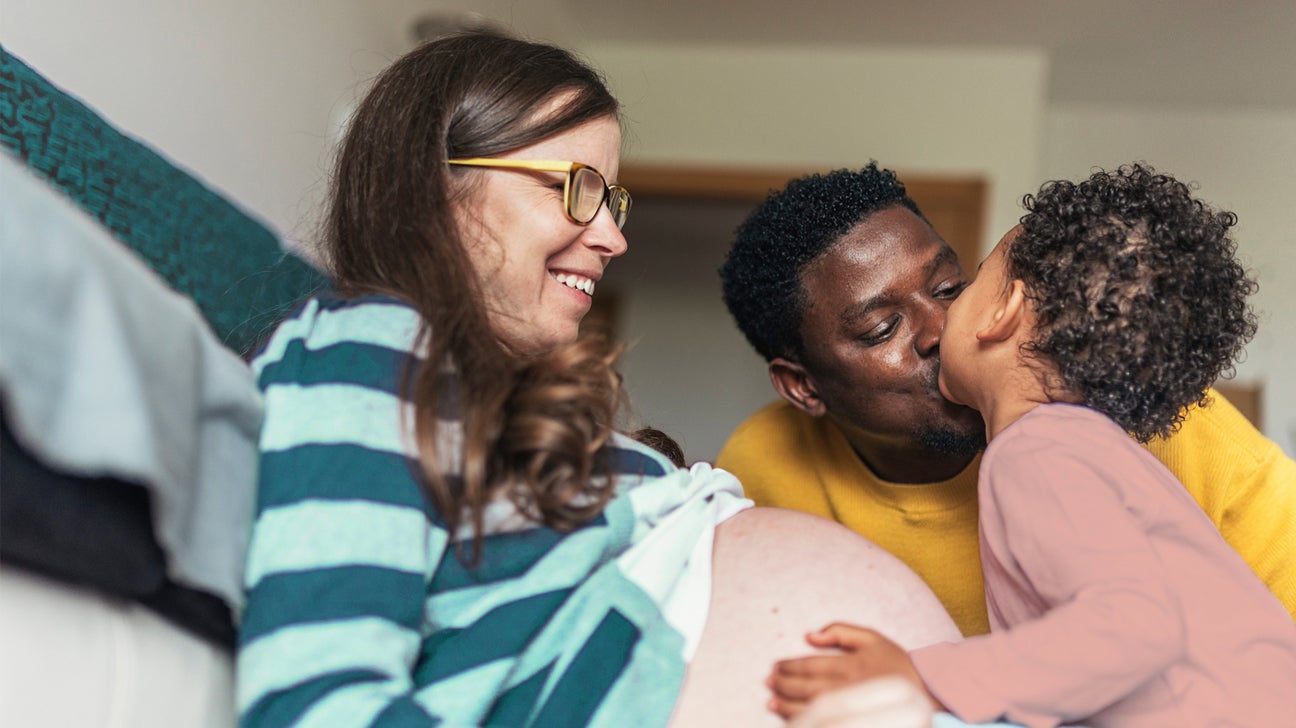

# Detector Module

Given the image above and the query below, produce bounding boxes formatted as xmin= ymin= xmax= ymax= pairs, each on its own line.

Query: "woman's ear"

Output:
xmin=770 ymin=358 xmax=827 ymax=418
xmin=976 ymin=279 xmax=1028 ymax=343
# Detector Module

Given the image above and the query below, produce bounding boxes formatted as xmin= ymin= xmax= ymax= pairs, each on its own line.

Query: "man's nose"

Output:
xmin=914 ymin=299 xmax=946 ymax=356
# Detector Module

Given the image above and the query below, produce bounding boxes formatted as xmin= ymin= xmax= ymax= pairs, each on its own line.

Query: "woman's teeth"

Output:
xmin=554 ymin=272 xmax=595 ymax=295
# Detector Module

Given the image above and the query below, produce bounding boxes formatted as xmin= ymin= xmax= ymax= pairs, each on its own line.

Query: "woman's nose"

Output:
xmin=583 ymin=206 xmax=629 ymax=258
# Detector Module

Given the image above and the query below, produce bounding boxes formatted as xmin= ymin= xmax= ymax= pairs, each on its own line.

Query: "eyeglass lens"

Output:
xmin=570 ymin=167 xmax=606 ymax=223
xmin=607 ymin=188 xmax=631 ymax=230
xmin=569 ymin=167 xmax=631 ymax=230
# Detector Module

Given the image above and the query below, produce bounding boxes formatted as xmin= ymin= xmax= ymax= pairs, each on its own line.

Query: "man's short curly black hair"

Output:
xmin=1010 ymin=163 xmax=1258 ymax=442
xmin=720 ymin=164 xmax=923 ymax=362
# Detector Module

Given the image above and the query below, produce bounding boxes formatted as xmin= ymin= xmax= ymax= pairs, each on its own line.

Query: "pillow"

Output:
xmin=0 ymin=410 xmax=235 ymax=648
xmin=0 ymin=153 xmax=259 ymax=640
xmin=0 ymin=47 xmax=326 ymax=639
xmin=0 ymin=44 xmax=326 ymax=356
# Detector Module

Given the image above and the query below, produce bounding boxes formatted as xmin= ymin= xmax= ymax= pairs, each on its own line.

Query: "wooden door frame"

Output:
xmin=618 ymin=163 xmax=989 ymax=275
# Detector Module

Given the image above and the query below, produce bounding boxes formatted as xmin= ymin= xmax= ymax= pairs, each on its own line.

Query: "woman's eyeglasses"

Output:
xmin=447 ymin=158 xmax=632 ymax=230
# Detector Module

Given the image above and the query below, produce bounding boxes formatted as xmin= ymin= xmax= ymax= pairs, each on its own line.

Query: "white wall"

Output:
xmin=585 ymin=42 xmax=1049 ymax=460
xmin=587 ymin=42 xmax=1048 ymax=246
xmin=2 ymin=0 xmax=421 ymax=255
xmin=1044 ymin=105 xmax=1296 ymax=456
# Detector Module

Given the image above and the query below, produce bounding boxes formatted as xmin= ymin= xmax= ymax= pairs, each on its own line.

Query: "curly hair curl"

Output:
xmin=1010 ymin=163 xmax=1258 ymax=442
xmin=720 ymin=164 xmax=923 ymax=362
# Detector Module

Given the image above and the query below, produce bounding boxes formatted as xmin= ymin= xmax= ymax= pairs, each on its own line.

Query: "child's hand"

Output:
xmin=766 ymin=623 xmax=934 ymax=720
xmin=785 ymin=676 xmax=934 ymax=728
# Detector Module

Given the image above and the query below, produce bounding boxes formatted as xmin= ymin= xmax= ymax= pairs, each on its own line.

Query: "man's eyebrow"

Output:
xmin=928 ymin=245 xmax=962 ymax=276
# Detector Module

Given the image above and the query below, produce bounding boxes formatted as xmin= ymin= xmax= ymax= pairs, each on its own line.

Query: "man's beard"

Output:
xmin=917 ymin=366 xmax=986 ymax=455
xmin=917 ymin=425 xmax=986 ymax=456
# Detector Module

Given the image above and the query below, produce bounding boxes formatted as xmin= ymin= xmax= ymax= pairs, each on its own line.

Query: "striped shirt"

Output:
xmin=237 ymin=295 xmax=745 ymax=727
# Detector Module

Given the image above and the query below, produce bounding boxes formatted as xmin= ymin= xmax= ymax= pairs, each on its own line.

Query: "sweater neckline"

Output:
xmin=818 ymin=417 xmax=981 ymax=514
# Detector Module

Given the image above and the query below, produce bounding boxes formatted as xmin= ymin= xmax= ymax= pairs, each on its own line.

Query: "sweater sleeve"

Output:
xmin=1220 ymin=446 xmax=1296 ymax=619
xmin=912 ymin=445 xmax=1185 ymax=728
xmin=236 ymin=303 xmax=446 ymax=727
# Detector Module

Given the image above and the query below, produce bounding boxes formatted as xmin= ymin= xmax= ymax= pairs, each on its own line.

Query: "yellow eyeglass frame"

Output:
xmin=447 ymin=158 xmax=631 ymax=229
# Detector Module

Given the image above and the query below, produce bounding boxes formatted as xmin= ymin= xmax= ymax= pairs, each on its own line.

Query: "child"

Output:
xmin=767 ymin=164 xmax=1296 ymax=727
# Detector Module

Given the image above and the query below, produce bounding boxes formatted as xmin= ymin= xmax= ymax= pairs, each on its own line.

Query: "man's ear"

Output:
xmin=976 ymin=279 xmax=1028 ymax=343
xmin=769 ymin=357 xmax=827 ymax=418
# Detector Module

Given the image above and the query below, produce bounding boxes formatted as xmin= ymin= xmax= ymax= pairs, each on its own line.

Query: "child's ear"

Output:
xmin=770 ymin=358 xmax=827 ymax=418
xmin=976 ymin=279 xmax=1028 ymax=343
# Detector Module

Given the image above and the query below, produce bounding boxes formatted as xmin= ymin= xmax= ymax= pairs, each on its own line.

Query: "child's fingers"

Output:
xmin=772 ymin=647 xmax=910 ymax=696
xmin=768 ymin=694 xmax=811 ymax=720
xmin=769 ymin=672 xmax=833 ymax=701
xmin=773 ymin=653 xmax=851 ymax=678
xmin=806 ymin=623 xmax=884 ymax=650
xmin=786 ymin=678 xmax=934 ymax=728
xmin=804 ymin=630 xmax=845 ymax=648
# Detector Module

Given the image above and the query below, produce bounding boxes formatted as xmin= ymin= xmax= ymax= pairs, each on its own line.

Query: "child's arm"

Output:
xmin=767 ymin=624 xmax=940 ymax=720
xmin=910 ymin=448 xmax=1187 ymax=727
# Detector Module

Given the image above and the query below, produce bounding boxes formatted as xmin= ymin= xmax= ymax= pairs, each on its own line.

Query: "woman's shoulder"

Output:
xmin=251 ymin=294 xmax=424 ymax=388
xmin=257 ymin=293 xmax=421 ymax=352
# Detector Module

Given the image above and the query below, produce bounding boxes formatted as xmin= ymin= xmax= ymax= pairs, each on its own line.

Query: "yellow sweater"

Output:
xmin=715 ymin=390 xmax=1296 ymax=637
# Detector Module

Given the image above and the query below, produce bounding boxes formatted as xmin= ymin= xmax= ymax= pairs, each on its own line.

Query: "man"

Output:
xmin=715 ymin=163 xmax=1296 ymax=637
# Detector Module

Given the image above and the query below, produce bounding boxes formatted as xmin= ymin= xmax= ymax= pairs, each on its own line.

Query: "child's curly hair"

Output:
xmin=1009 ymin=163 xmax=1258 ymax=442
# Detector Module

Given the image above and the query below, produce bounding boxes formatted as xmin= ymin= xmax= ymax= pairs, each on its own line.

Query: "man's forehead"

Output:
xmin=837 ymin=205 xmax=945 ymax=253
xmin=808 ymin=221 xmax=957 ymax=290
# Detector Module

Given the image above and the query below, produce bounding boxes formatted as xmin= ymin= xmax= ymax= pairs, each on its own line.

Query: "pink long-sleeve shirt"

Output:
xmin=911 ymin=403 xmax=1296 ymax=728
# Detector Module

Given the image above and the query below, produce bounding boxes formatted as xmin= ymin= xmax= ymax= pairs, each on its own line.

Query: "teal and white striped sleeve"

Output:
xmin=237 ymin=298 xmax=446 ymax=727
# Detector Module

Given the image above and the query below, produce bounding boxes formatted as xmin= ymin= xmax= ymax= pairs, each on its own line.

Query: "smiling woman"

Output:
xmin=236 ymin=29 xmax=962 ymax=728
xmin=447 ymin=116 xmax=629 ymax=354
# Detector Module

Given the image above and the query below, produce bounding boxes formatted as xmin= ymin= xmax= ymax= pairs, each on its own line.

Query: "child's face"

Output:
xmin=937 ymin=226 xmax=1017 ymax=406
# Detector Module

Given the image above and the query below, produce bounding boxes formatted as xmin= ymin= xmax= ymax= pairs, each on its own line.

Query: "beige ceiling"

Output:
xmin=539 ymin=0 xmax=1295 ymax=109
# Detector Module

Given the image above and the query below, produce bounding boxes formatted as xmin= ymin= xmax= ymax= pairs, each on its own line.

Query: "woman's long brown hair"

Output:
xmin=323 ymin=31 xmax=624 ymax=553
